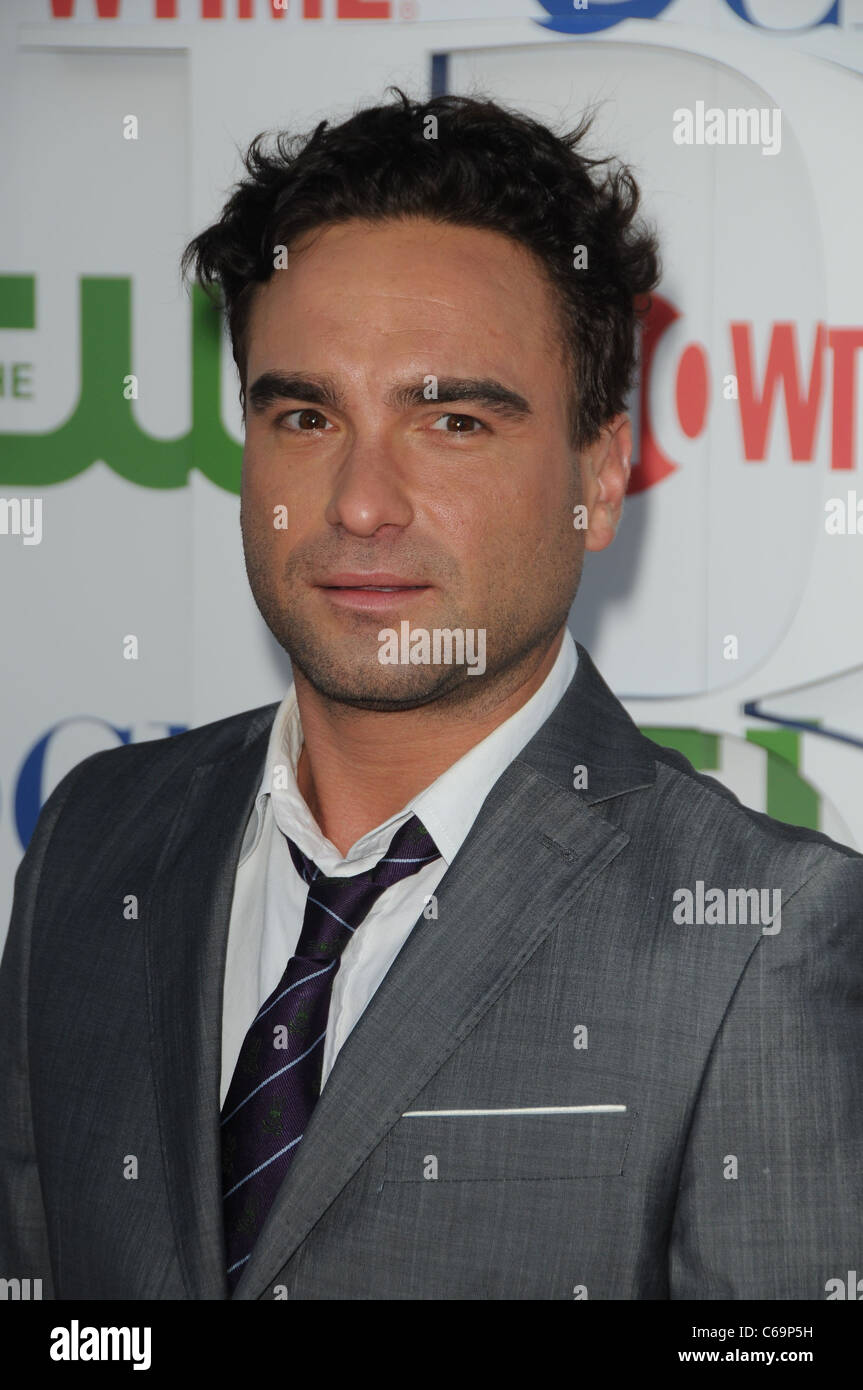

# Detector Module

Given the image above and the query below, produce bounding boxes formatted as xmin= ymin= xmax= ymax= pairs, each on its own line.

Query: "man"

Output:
xmin=1 ymin=88 xmax=861 ymax=1301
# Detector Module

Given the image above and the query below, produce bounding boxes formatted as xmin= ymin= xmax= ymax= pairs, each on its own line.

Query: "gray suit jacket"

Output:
xmin=2 ymin=644 xmax=862 ymax=1300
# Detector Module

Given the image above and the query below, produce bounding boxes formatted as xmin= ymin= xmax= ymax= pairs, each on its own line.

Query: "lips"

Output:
xmin=315 ymin=574 xmax=433 ymax=611
xmin=317 ymin=573 xmax=430 ymax=590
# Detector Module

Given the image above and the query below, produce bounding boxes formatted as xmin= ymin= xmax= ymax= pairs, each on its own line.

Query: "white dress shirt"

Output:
xmin=220 ymin=630 xmax=577 ymax=1106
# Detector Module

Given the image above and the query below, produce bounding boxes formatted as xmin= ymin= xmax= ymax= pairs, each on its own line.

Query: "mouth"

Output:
xmin=316 ymin=574 xmax=433 ymax=611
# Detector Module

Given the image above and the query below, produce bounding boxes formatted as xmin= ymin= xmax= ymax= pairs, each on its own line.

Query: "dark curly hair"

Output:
xmin=181 ymin=87 xmax=661 ymax=451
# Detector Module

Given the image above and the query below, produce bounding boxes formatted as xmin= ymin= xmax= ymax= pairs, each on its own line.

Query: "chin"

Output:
xmin=295 ymin=659 xmax=469 ymax=711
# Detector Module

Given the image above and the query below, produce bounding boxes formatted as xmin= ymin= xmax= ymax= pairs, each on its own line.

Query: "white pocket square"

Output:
xmin=401 ymin=1104 xmax=628 ymax=1117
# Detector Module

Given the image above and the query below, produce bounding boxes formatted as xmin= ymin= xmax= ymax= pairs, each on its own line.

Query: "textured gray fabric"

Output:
xmin=1 ymin=643 xmax=861 ymax=1300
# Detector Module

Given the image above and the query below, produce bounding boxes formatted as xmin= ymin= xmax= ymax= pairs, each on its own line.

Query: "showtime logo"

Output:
xmin=631 ymin=296 xmax=861 ymax=493
xmin=49 ymin=1 xmax=395 ymax=17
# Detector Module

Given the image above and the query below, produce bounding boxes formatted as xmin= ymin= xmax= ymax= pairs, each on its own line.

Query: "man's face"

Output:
xmin=240 ymin=216 xmax=626 ymax=711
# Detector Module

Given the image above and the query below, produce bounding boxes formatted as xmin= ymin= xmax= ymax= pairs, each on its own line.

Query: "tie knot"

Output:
xmin=286 ymin=814 xmax=441 ymax=964
xmin=288 ymin=813 xmax=440 ymax=892
xmin=366 ymin=813 xmax=442 ymax=888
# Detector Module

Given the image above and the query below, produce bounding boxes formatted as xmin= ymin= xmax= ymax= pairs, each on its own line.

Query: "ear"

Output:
xmin=582 ymin=414 xmax=632 ymax=553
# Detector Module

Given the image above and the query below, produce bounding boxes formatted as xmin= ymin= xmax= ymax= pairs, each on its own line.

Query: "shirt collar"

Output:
xmin=240 ymin=628 xmax=577 ymax=875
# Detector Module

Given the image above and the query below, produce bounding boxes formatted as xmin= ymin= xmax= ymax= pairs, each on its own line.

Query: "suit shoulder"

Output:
xmin=50 ymin=700 xmax=280 ymax=795
xmin=639 ymin=730 xmax=862 ymax=869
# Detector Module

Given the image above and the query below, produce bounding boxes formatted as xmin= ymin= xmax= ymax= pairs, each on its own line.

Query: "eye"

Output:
xmin=277 ymin=408 xmax=333 ymax=432
xmin=429 ymin=413 xmax=486 ymax=434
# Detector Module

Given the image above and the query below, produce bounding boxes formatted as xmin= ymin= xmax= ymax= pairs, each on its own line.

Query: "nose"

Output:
xmin=324 ymin=437 xmax=415 ymax=538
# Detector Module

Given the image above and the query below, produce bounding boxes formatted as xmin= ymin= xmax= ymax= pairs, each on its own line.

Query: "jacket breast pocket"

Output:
xmin=384 ymin=1107 xmax=637 ymax=1183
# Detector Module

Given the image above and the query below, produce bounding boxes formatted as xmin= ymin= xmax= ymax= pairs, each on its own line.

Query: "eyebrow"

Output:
xmin=246 ymin=371 xmax=532 ymax=422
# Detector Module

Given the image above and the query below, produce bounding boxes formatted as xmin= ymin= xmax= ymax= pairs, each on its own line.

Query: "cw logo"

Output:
xmin=9 ymin=717 xmax=187 ymax=849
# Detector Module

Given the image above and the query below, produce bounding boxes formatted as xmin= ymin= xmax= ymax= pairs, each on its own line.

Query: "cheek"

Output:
xmin=528 ymin=462 xmax=578 ymax=545
xmin=241 ymin=473 xmax=290 ymax=576
xmin=433 ymin=469 xmax=565 ymax=576
xmin=243 ymin=440 xmax=291 ymax=497
xmin=241 ymin=445 xmax=276 ymax=515
xmin=494 ymin=477 xmax=573 ymax=559
xmin=242 ymin=449 xmax=309 ymax=540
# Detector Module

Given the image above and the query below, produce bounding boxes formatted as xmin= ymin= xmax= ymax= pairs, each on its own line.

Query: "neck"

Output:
xmin=294 ymin=628 xmax=566 ymax=855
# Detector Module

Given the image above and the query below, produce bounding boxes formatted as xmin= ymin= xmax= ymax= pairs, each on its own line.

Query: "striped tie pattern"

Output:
xmin=220 ymin=814 xmax=441 ymax=1292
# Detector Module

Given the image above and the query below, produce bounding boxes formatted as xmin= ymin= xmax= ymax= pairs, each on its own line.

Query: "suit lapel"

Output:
xmin=237 ymin=645 xmax=657 ymax=1299
xmin=142 ymin=643 xmax=656 ymax=1300
xmin=145 ymin=709 xmax=275 ymax=1300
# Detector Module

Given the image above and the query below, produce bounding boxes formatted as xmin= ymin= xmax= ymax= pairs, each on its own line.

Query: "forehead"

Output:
xmin=244 ymin=217 xmax=566 ymax=380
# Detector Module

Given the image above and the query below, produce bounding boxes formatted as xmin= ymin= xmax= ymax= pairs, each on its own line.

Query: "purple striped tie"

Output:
xmin=220 ymin=814 xmax=441 ymax=1291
